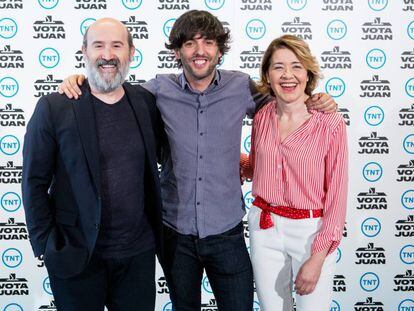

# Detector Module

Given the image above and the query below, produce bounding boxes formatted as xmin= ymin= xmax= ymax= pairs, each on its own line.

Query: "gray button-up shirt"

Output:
xmin=144 ymin=70 xmax=267 ymax=238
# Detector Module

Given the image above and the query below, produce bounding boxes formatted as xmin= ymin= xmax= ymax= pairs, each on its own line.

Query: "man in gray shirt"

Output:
xmin=60 ymin=10 xmax=336 ymax=311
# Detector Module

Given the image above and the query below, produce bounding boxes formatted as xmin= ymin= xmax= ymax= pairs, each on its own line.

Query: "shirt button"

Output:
xmin=199 ymin=155 xmax=203 ymax=159
xmin=198 ymin=177 xmax=202 ymax=181
xmin=197 ymin=202 xmax=200 ymax=205
xmin=200 ymin=110 xmax=204 ymax=114
xmin=200 ymin=132 xmax=203 ymax=136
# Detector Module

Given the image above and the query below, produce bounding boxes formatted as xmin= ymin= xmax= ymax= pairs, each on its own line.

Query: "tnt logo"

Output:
xmin=245 ymin=19 xmax=266 ymax=40
xmin=336 ymin=247 xmax=341 ymax=263
xmin=281 ymin=17 xmax=312 ymax=40
xmin=240 ymin=0 xmax=272 ymax=11
xmin=403 ymin=135 xmax=414 ymax=154
xmin=402 ymin=190 xmax=414 ymax=210
xmin=408 ymin=21 xmax=414 ymax=40
xmin=38 ymin=0 xmax=59 ymax=9
xmin=80 ymin=18 xmax=96 ymax=35
xmin=243 ymin=135 xmax=251 ymax=153
xmin=37 ymin=254 xmax=45 ymax=268
xmin=158 ymin=0 xmax=190 ymax=10
xmin=356 ymin=187 xmax=387 ymax=210
xmin=330 ymin=300 xmax=340 ymax=311
xmin=322 ymin=0 xmax=353 ymax=11
xmin=286 ymin=0 xmax=307 ymax=10
xmin=239 ymin=46 xmax=264 ymax=69
xmin=163 ymin=302 xmax=173 ymax=311
xmin=253 ymin=301 xmax=261 ymax=311
xmin=2 ymin=248 xmax=23 ymax=268
xmin=0 ymin=76 xmax=19 ymax=98
xmin=3 ymin=303 xmax=23 ymax=311
xmin=368 ymin=0 xmax=388 ymax=11
xmin=400 ymin=245 xmax=414 ymax=264
xmin=326 ymin=19 xmax=347 ymax=40
xmin=405 ymin=78 xmax=414 ymax=98
xmin=364 ymin=106 xmax=384 ymax=126
xmin=0 ymin=0 xmax=23 ymax=9
xmin=395 ymin=215 xmax=414 ymax=237
xmin=202 ymin=276 xmax=212 ymax=293
xmin=243 ymin=190 xmax=254 ymax=209
xmin=157 ymin=276 xmax=169 ymax=294
xmin=354 ymin=297 xmax=384 ymax=310
xmin=398 ymin=299 xmax=414 ymax=311
xmin=366 ymin=49 xmax=386 ymax=69
xmin=74 ymin=0 xmax=107 ymax=9
xmin=130 ymin=49 xmax=143 ymax=69
xmin=201 ymin=299 xmax=218 ymax=310
xmin=43 ymin=276 xmax=53 ymax=295
xmin=0 ymin=135 xmax=20 ymax=156
xmin=360 ymin=272 xmax=380 ymax=292
xmin=401 ymin=49 xmax=414 ymax=69
xmin=1 ymin=192 xmax=21 ymax=212
xmin=163 ymin=18 xmax=176 ymax=38
xmin=204 ymin=0 xmax=225 ymax=10
xmin=39 ymin=47 xmax=60 ymax=69
xmin=121 ymin=0 xmax=142 ymax=9
xmin=361 ymin=217 xmax=381 ymax=237
xmin=325 ymin=77 xmax=345 ymax=98
xmin=0 ymin=18 xmax=18 ymax=39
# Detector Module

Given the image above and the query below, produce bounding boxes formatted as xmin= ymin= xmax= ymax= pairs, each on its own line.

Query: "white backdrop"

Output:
xmin=1 ymin=0 xmax=414 ymax=310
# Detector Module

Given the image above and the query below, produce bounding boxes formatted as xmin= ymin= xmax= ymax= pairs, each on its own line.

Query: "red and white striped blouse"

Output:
xmin=249 ymin=101 xmax=348 ymax=255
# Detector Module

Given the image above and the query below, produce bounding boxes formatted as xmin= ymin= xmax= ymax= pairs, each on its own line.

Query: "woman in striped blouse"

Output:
xmin=241 ymin=35 xmax=348 ymax=310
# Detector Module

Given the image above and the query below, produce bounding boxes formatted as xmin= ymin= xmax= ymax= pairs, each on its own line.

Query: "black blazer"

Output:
xmin=22 ymin=82 xmax=163 ymax=278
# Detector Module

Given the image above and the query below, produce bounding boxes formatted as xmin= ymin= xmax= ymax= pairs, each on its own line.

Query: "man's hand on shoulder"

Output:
xmin=58 ymin=74 xmax=86 ymax=99
xmin=305 ymin=93 xmax=338 ymax=113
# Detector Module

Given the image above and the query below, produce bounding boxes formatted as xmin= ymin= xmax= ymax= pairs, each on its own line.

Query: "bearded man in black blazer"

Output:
xmin=22 ymin=18 xmax=163 ymax=311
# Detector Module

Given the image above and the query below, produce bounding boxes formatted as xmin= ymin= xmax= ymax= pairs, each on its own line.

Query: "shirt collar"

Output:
xmin=178 ymin=69 xmax=221 ymax=92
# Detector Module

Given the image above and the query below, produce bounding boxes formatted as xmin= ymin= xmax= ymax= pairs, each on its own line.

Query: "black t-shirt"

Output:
xmin=92 ymin=94 xmax=154 ymax=258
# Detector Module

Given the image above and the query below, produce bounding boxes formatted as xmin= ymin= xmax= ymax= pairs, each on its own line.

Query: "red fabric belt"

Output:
xmin=252 ymin=196 xmax=323 ymax=229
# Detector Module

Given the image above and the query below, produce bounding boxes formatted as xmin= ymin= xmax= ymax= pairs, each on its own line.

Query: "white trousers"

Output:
xmin=248 ymin=206 xmax=336 ymax=311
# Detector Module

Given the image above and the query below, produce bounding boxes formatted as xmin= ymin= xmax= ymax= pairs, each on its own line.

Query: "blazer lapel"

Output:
xmin=72 ymin=84 xmax=101 ymax=196
xmin=123 ymin=83 xmax=157 ymax=164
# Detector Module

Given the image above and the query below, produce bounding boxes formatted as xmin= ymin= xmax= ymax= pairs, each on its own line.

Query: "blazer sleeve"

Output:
xmin=22 ymin=96 xmax=57 ymax=257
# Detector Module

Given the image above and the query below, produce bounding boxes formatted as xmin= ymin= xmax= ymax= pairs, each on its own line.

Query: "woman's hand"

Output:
xmin=58 ymin=74 xmax=86 ymax=99
xmin=294 ymin=249 xmax=328 ymax=295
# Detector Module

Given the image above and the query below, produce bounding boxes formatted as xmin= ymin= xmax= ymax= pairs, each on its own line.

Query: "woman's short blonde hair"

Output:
xmin=257 ymin=34 xmax=321 ymax=97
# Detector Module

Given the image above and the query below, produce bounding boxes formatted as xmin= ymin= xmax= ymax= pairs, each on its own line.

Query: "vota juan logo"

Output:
xmin=401 ymin=48 xmax=414 ymax=69
xmin=158 ymin=0 xmax=190 ymax=10
xmin=356 ymin=187 xmax=387 ymax=210
xmin=333 ymin=275 xmax=346 ymax=292
xmin=354 ymin=297 xmax=384 ymax=311
xmin=37 ymin=300 xmax=57 ymax=311
xmin=360 ymin=75 xmax=391 ymax=98
xmin=355 ymin=243 xmax=386 ymax=265
xmin=127 ymin=74 xmax=146 ymax=85
xmin=322 ymin=0 xmax=353 ymax=11
xmin=0 ymin=0 xmax=23 ymax=9
xmin=34 ymin=75 xmax=63 ymax=98
xmin=0 ymin=161 xmax=22 ymax=184
xmin=281 ymin=17 xmax=312 ymax=40
xmin=396 ymin=160 xmax=414 ymax=183
xmin=358 ymin=132 xmax=389 ymax=154
xmin=338 ymin=107 xmax=350 ymax=126
xmin=74 ymin=50 xmax=84 ymax=69
xmin=201 ymin=299 xmax=218 ymax=311
xmin=0 ymin=273 xmax=29 ymax=296
xmin=239 ymin=46 xmax=264 ymax=69
xmin=394 ymin=269 xmax=414 ymax=292
xmin=320 ymin=46 xmax=351 ymax=70
xmin=74 ymin=0 xmax=107 ymax=9
xmin=403 ymin=0 xmax=414 ymax=11
xmin=0 ymin=45 xmax=24 ymax=69
xmin=0 ymin=104 xmax=25 ymax=127
xmin=157 ymin=276 xmax=169 ymax=294
xmin=399 ymin=103 xmax=414 ymax=126
xmin=240 ymin=0 xmax=272 ymax=11
xmin=157 ymin=50 xmax=178 ymax=69
xmin=361 ymin=17 xmax=392 ymax=40
xmin=121 ymin=16 xmax=149 ymax=40
xmin=395 ymin=215 xmax=414 ymax=237
xmin=0 ymin=218 xmax=28 ymax=241
xmin=33 ymin=16 xmax=65 ymax=39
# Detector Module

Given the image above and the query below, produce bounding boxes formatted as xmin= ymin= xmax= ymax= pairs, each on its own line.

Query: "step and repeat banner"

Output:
xmin=1 ymin=0 xmax=414 ymax=310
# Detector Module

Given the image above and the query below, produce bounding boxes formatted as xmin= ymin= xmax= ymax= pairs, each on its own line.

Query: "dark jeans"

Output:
xmin=162 ymin=222 xmax=253 ymax=311
xmin=48 ymin=249 xmax=155 ymax=311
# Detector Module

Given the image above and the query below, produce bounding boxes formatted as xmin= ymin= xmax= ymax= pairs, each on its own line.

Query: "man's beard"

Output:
xmin=85 ymin=57 xmax=130 ymax=93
